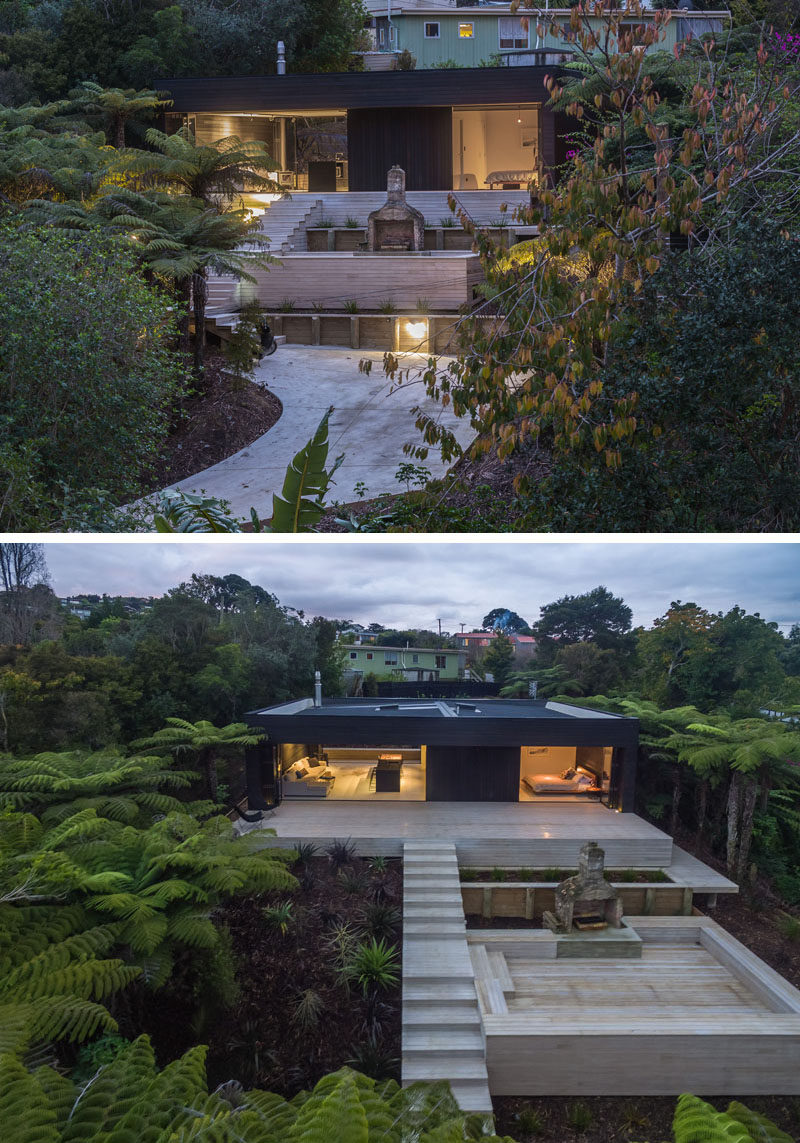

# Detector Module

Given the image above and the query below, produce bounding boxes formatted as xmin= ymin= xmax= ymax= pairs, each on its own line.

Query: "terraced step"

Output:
xmin=403 ymin=1003 xmax=480 ymax=1027
xmin=404 ymin=921 xmax=466 ymax=936
xmin=403 ymin=1058 xmax=489 ymax=1082
xmin=404 ymin=980 xmax=478 ymax=1003
xmin=403 ymin=1028 xmax=484 ymax=1054
xmin=448 ymin=1080 xmax=493 ymax=1113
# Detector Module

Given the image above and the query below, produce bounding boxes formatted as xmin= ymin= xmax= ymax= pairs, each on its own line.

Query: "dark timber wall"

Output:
xmin=426 ymin=744 xmax=520 ymax=802
xmin=347 ymin=107 xmax=452 ymax=190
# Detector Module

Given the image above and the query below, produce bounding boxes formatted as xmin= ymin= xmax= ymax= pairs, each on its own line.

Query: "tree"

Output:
xmin=481 ymin=608 xmax=531 ymax=634
xmin=121 ymin=126 xmax=283 ymax=206
xmin=394 ymin=5 xmax=800 ymax=529
xmin=0 ymin=225 xmax=185 ymax=530
xmin=484 ymin=632 xmax=514 ymax=688
xmin=30 ymin=189 xmax=275 ymax=376
xmin=534 ymin=586 xmax=633 ymax=657
xmin=555 ymin=641 xmax=626 ymax=696
xmin=636 ymin=602 xmax=715 ymax=707
xmin=0 ymin=808 xmax=296 ymax=1053
xmin=74 ymin=82 xmax=169 ymax=148
xmin=0 ymin=545 xmax=61 ymax=647
xmin=134 ymin=718 xmax=266 ymax=801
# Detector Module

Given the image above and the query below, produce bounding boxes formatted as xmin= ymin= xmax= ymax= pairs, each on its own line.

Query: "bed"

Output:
xmin=522 ymin=766 xmax=599 ymax=795
xmin=484 ymin=169 xmax=537 ymax=189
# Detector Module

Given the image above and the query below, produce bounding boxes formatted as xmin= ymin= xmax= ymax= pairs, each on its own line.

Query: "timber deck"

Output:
xmin=255 ymin=801 xmax=674 ymax=868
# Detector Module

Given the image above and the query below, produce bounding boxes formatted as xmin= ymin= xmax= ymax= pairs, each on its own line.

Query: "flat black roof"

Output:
xmin=247 ymin=697 xmax=637 ymax=748
xmin=159 ymin=65 xmax=552 ymax=114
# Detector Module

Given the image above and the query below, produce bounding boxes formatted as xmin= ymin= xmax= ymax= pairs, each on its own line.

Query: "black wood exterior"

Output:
xmin=347 ymin=107 xmax=452 ymax=190
xmin=159 ymin=67 xmax=554 ymax=114
xmin=426 ymin=744 xmax=520 ymax=802
xmin=244 ymin=742 xmax=276 ymax=810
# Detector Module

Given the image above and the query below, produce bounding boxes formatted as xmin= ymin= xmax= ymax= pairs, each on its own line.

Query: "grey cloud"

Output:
xmin=40 ymin=541 xmax=799 ymax=633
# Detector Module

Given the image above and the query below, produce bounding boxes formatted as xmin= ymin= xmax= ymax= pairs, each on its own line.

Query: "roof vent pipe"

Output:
xmin=314 ymin=670 xmax=322 ymax=707
xmin=277 ymin=40 xmax=286 ymax=75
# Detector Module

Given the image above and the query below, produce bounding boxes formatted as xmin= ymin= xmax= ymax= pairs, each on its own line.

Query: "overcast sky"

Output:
xmin=32 ymin=540 xmax=799 ymax=634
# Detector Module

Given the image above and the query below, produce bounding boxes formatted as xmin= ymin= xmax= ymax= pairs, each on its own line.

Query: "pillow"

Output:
xmin=575 ymin=773 xmax=594 ymax=788
xmin=561 ymin=768 xmax=576 ymax=780
xmin=307 ymin=758 xmax=322 ymax=769
xmin=294 ymin=767 xmax=308 ymax=780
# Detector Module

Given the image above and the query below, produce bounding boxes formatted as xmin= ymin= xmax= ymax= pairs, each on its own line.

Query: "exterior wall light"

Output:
xmin=405 ymin=319 xmax=428 ymax=340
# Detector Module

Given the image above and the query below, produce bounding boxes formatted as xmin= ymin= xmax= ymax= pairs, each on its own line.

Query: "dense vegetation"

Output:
xmin=0 ymin=0 xmax=368 ymax=104
xmin=361 ymin=9 xmax=800 ymax=532
xmin=1 ymin=546 xmax=799 ymax=1139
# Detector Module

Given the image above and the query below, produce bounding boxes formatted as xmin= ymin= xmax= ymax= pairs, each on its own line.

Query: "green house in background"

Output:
xmin=364 ymin=5 xmax=728 ymax=71
xmin=343 ymin=644 xmax=467 ymax=681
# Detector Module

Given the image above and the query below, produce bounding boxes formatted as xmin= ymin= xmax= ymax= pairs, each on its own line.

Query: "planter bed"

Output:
xmin=462 ymin=879 xmax=691 ymax=924
xmin=137 ymin=852 xmax=403 ymax=1097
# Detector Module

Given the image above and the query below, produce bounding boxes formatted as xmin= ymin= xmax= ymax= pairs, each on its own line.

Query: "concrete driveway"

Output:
xmin=162 ymin=346 xmax=475 ymax=520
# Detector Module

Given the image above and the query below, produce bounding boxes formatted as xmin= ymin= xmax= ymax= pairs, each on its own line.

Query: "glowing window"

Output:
xmin=458 ymin=22 xmax=474 ymax=38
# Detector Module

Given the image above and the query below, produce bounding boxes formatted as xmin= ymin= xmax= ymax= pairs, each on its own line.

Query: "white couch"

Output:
xmin=283 ymin=757 xmax=335 ymax=797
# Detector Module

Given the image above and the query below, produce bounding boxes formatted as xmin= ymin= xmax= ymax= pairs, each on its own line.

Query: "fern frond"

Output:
xmin=0 ymin=1053 xmax=59 ymax=1143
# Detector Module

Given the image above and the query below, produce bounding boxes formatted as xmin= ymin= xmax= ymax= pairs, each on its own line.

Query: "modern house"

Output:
xmin=160 ymin=66 xmax=569 ymax=194
xmin=360 ymin=1 xmax=729 ymax=69
xmin=343 ymin=643 xmax=466 ymax=681
xmin=244 ymin=694 xmax=637 ymax=808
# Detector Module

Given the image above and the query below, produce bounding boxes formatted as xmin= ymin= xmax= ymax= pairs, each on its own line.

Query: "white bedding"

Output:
xmin=523 ymin=768 xmax=598 ymax=794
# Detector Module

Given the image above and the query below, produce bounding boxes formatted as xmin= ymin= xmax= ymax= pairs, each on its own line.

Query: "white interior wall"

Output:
xmin=519 ymin=745 xmax=577 ymax=780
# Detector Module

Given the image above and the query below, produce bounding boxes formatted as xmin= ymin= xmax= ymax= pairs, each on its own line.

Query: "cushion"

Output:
xmin=294 ymin=767 xmax=308 ymax=780
xmin=307 ymin=758 xmax=322 ymax=769
xmin=561 ymin=768 xmax=576 ymax=780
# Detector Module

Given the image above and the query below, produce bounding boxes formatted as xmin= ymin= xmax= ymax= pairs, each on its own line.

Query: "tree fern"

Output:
xmin=672 ymin=1094 xmax=763 ymax=1143
xmin=0 ymin=1053 xmax=59 ymax=1143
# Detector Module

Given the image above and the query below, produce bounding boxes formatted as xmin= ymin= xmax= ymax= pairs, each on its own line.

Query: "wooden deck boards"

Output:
xmin=258 ymin=801 xmax=674 ymax=867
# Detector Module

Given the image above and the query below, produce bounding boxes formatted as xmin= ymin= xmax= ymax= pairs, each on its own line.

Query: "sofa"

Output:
xmin=283 ymin=757 xmax=335 ymax=798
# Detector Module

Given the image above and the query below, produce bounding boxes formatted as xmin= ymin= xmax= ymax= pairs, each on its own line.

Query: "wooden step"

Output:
xmin=402 ymin=1003 xmax=480 ymax=1027
xmin=447 ymin=1079 xmax=494 ymax=1113
xmin=404 ymin=921 xmax=466 ymax=936
xmin=403 ymin=1058 xmax=489 ymax=1081
xmin=403 ymin=1028 xmax=484 ymax=1054
xmin=403 ymin=980 xmax=477 ymax=1003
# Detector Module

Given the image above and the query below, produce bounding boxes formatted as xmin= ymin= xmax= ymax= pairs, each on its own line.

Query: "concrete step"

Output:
xmin=403 ymin=1058 xmax=488 ymax=1081
xmin=447 ymin=1079 xmax=494 ymax=1113
xmin=403 ymin=907 xmax=467 ymax=921
xmin=403 ymin=1028 xmax=485 ymax=1054
xmin=404 ymin=921 xmax=466 ymax=936
xmin=402 ymin=1003 xmax=480 ymax=1027
xmin=403 ymin=980 xmax=477 ymax=1002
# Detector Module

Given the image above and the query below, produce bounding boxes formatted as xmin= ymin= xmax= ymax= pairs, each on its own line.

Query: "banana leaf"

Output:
xmin=270 ymin=406 xmax=343 ymax=533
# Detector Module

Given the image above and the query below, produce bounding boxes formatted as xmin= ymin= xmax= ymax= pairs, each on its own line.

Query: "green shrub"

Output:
xmin=490 ymin=866 xmax=506 ymax=882
xmin=566 ymin=1101 xmax=593 ymax=1132
xmin=262 ymin=900 xmax=294 ymax=935
xmin=460 ymin=868 xmax=479 ymax=881
xmin=0 ymin=225 xmax=186 ymax=529
xmin=377 ymin=298 xmax=397 ymax=314
xmin=516 ymin=1106 xmax=546 ymax=1135
xmin=342 ymin=937 xmax=399 ymax=995
xmin=343 ymin=298 xmax=359 ymax=312
xmin=518 ymin=867 xmax=535 ymax=881
xmin=777 ymin=912 xmax=800 ymax=941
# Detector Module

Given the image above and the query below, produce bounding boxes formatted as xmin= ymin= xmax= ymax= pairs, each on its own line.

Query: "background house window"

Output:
xmin=458 ymin=23 xmax=474 ymax=38
xmin=349 ymin=651 xmax=357 ymax=659
xmin=435 ymin=655 xmax=447 ymax=669
xmin=412 ymin=653 xmax=419 ymax=663
xmin=424 ymin=22 xmax=440 ymax=37
xmin=498 ymin=16 xmax=528 ymax=49
xmin=385 ymin=652 xmax=398 ymax=665
xmin=366 ymin=652 xmax=373 ymax=660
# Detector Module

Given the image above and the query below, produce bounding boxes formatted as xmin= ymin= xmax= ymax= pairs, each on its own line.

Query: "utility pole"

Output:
xmin=459 ymin=622 xmax=466 ymax=633
xmin=436 ymin=617 xmax=443 ymax=637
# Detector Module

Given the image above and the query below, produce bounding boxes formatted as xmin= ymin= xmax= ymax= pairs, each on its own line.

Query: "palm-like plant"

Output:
xmin=74 ymin=82 xmax=170 ymax=149
xmin=28 ymin=188 xmax=275 ymax=374
xmin=342 ymin=937 xmax=399 ymax=996
xmin=121 ymin=126 xmax=285 ymax=205
xmin=500 ymin=665 xmax=584 ymax=699
xmin=133 ymin=718 xmax=267 ymax=802
xmin=0 ymin=747 xmax=203 ymax=825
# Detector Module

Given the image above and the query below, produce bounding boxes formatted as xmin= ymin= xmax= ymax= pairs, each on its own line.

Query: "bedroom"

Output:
xmin=518 ymin=744 xmax=613 ymax=802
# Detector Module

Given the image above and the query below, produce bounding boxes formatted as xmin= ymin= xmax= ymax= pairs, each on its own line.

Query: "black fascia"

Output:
xmin=157 ymin=66 xmax=554 ymax=114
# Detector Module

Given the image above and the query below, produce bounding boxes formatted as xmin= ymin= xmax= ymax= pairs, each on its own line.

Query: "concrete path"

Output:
xmin=163 ymin=346 xmax=475 ymax=520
